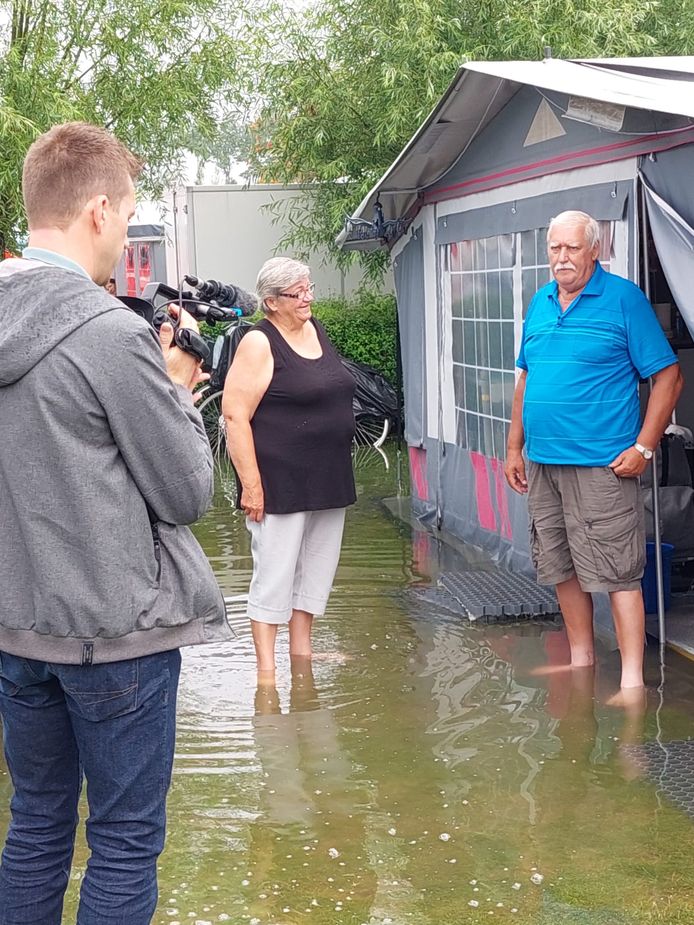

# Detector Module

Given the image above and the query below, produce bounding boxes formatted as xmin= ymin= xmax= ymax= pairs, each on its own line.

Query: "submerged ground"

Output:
xmin=3 ymin=447 xmax=694 ymax=924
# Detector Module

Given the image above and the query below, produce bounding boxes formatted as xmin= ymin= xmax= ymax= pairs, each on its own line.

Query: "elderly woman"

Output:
xmin=223 ymin=257 xmax=356 ymax=674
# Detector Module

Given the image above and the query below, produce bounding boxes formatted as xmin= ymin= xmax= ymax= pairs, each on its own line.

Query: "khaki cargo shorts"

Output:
xmin=527 ymin=462 xmax=646 ymax=593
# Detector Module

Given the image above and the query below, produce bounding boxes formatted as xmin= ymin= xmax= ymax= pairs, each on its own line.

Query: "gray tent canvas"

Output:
xmin=339 ymin=57 xmax=694 ymax=629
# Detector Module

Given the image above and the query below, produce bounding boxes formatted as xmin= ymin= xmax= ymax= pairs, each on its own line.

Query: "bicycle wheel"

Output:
xmin=352 ymin=415 xmax=391 ymax=471
xmin=197 ymin=389 xmax=235 ymax=480
xmin=352 ymin=440 xmax=390 ymax=472
xmin=353 ymin=415 xmax=390 ymax=448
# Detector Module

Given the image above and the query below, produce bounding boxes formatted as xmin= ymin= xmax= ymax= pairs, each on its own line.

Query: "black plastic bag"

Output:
xmin=340 ymin=357 xmax=399 ymax=424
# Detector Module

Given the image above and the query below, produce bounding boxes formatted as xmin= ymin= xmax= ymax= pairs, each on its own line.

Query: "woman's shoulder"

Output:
xmin=310 ymin=315 xmax=334 ymax=347
xmin=234 ymin=325 xmax=273 ymax=359
xmin=251 ymin=316 xmax=273 ymax=335
xmin=253 ymin=316 xmax=289 ymax=345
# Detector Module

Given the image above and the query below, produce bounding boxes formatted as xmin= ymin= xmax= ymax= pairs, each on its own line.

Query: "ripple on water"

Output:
xmin=51 ymin=452 xmax=694 ymax=924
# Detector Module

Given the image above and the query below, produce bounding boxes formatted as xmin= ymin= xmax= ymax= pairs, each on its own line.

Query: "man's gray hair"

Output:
xmin=256 ymin=256 xmax=311 ymax=314
xmin=547 ymin=211 xmax=600 ymax=248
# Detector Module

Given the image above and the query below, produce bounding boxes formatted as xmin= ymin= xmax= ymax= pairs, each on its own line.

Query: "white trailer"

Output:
xmin=164 ymin=184 xmax=391 ymax=299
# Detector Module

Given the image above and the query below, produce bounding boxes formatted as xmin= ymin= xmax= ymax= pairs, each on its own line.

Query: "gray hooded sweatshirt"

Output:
xmin=0 ymin=258 xmax=231 ymax=664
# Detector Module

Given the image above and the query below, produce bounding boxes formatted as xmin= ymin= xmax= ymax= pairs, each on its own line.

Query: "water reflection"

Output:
xmin=248 ymin=659 xmax=377 ymax=921
xmin=5 ymin=446 xmax=694 ymax=924
xmin=252 ymin=658 xmax=354 ymax=828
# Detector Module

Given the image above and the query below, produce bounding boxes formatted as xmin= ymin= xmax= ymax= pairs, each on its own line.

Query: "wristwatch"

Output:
xmin=634 ymin=442 xmax=654 ymax=460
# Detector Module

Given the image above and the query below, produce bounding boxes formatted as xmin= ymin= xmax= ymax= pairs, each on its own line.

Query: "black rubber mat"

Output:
xmin=621 ymin=739 xmax=694 ymax=820
xmin=437 ymin=569 xmax=560 ymax=622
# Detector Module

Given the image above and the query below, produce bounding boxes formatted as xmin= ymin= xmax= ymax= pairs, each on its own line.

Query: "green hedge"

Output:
xmin=202 ymin=290 xmax=398 ymax=385
xmin=312 ymin=291 xmax=398 ymax=385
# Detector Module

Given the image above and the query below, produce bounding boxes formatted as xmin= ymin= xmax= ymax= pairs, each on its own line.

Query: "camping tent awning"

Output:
xmin=465 ymin=59 xmax=694 ymax=117
xmin=337 ymin=56 xmax=694 ymax=251
xmin=579 ymin=56 xmax=694 ymax=76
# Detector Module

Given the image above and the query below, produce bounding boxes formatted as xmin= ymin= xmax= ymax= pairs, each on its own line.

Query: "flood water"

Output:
xmin=5 ymin=447 xmax=694 ymax=924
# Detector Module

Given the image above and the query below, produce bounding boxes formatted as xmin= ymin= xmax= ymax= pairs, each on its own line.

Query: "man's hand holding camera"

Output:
xmin=159 ymin=306 xmax=209 ymax=392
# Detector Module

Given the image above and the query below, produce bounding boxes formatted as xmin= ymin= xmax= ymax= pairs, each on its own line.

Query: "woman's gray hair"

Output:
xmin=256 ymin=256 xmax=311 ymax=313
xmin=547 ymin=211 xmax=600 ymax=248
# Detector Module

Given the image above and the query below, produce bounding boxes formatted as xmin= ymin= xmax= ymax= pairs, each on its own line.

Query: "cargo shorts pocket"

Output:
xmin=529 ymin=518 xmax=541 ymax=571
xmin=584 ymin=508 xmax=646 ymax=584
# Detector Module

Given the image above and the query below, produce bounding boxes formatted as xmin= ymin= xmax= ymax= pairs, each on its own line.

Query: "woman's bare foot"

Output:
xmin=254 ymin=680 xmax=280 ymax=715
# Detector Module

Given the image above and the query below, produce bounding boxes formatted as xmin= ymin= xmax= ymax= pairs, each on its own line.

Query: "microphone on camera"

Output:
xmin=184 ymin=275 xmax=258 ymax=316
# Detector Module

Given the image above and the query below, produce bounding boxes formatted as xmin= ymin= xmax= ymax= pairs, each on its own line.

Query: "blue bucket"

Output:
xmin=641 ymin=541 xmax=674 ymax=614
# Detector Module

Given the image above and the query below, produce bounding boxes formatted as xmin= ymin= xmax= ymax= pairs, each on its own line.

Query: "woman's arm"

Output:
xmin=222 ymin=330 xmax=274 ymax=522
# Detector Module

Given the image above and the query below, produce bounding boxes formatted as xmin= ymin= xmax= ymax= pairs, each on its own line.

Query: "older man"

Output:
xmin=505 ymin=210 xmax=683 ymax=691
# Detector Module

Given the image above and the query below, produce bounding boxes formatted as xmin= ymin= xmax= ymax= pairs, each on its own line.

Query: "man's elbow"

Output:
xmin=149 ymin=469 xmax=215 ymax=525
xmin=674 ymin=366 xmax=685 ymax=401
xmin=655 ymin=362 xmax=685 ymax=399
xmin=665 ymin=364 xmax=685 ymax=406
xmin=182 ymin=475 xmax=215 ymax=524
xmin=170 ymin=494 xmax=213 ymax=526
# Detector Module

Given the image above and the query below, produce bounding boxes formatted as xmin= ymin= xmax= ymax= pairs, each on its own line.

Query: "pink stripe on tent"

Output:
xmin=490 ymin=457 xmax=513 ymax=540
xmin=424 ymin=127 xmax=694 ymax=203
xmin=470 ymin=451 xmax=497 ymax=532
xmin=409 ymin=446 xmax=428 ymax=501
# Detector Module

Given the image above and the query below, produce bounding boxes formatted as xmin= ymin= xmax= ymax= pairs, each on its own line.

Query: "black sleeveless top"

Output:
xmin=247 ymin=317 xmax=356 ymax=514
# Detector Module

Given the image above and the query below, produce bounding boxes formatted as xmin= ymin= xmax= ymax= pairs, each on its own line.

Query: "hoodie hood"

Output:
xmin=0 ymin=259 xmax=121 ymax=385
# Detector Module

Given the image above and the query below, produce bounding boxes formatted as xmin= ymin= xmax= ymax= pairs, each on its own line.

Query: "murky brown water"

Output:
xmin=4 ymin=446 xmax=694 ymax=924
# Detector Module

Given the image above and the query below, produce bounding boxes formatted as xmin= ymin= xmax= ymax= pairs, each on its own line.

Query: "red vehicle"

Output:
xmin=124 ymin=242 xmax=152 ymax=297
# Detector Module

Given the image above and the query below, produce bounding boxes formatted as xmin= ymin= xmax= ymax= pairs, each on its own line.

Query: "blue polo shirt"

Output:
xmin=517 ymin=262 xmax=676 ymax=466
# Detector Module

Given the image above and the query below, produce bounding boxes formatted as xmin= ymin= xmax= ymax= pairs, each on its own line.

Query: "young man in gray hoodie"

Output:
xmin=0 ymin=123 xmax=232 ymax=924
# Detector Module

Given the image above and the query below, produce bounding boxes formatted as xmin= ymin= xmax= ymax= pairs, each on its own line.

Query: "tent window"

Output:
xmin=520 ymin=227 xmax=551 ymax=319
xmin=449 ymin=234 xmax=515 ymax=459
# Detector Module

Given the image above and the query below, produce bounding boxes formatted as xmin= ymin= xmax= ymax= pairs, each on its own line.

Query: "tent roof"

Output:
xmin=338 ymin=56 xmax=694 ymax=251
xmin=127 ymin=223 xmax=164 ymax=239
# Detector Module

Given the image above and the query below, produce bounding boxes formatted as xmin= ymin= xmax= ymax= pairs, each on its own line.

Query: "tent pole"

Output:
xmin=395 ymin=299 xmax=403 ymax=453
xmin=640 ymin=181 xmax=666 ymax=650
xmin=434 ymin=203 xmax=444 ymax=530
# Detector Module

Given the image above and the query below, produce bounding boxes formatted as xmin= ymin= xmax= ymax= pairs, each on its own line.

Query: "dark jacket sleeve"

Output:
xmin=87 ymin=317 xmax=214 ymax=524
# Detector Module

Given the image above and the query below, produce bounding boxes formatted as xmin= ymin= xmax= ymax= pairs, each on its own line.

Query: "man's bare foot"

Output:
xmin=606 ymin=685 xmax=646 ymax=709
xmin=529 ymin=661 xmax=594 ymax=677
xmin=609 ymin=686 xmax=647 ymax=780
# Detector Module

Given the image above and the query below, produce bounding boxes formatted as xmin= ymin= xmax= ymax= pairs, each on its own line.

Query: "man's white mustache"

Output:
xmin=556 ymin=262 xmax=576 ymax=271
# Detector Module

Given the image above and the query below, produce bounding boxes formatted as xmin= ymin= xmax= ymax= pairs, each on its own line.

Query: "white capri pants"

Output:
xmin=246 ymin=507 xmax=347 ymax=624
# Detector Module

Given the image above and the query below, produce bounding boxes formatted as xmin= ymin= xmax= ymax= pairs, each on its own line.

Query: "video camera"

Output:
xmin=120 ymin=275 xmax=257 ymax=368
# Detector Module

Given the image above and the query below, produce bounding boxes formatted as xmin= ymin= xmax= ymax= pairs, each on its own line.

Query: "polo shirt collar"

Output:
xmin=22 ymin=246 xmax=91 ymax=280
xmin=550 ymin=260 xmax=605 ymax=301
xmin=581 ymin=261 xmax=606 ymax=296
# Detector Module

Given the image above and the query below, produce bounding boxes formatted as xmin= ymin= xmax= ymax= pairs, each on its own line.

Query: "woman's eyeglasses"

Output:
xmin=278 ymin=282 xmax=316 ymax=300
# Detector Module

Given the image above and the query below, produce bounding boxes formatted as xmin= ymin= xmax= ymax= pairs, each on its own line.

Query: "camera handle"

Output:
xmin=157 ymin=298 xmax=211 ymax=366
xmin=173 ymin=326 xmax=210 ymax=364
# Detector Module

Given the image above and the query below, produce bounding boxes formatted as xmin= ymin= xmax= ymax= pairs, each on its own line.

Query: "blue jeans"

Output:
xmin=0 ymin=649 xmax=181 ymax=925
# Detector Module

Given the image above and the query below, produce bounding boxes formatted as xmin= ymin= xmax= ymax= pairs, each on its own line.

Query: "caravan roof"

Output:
xmin=338 ymin=56 xmax=694 ymax=251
